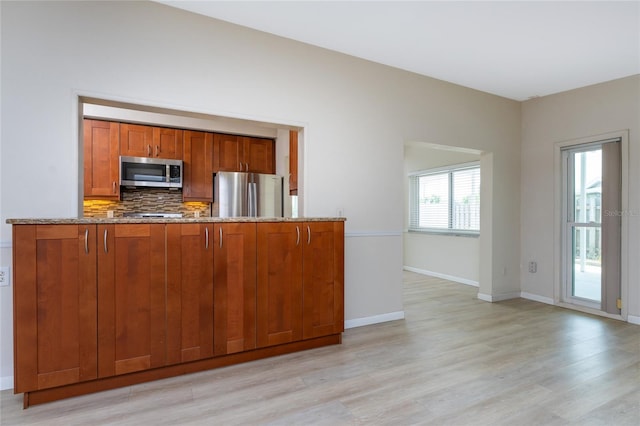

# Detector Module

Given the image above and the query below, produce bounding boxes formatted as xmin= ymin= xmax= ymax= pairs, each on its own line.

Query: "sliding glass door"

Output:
xmin=562 ymin=140 xmax=621 ymax=313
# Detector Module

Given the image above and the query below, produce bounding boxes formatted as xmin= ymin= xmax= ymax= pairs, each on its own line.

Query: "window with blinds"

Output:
xmin=409 ymin=162 xmax=480 ymax=234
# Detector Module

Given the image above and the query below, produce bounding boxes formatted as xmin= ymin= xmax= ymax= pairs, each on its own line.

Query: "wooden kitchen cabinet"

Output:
xmin=214 ymin=133 xmax=242 ymax=172
xmin=213 ymin=223 xmax=257 ymax=355
xmin=97 ymin=223 xmax=167 ymax=377
xmin=153 ymin=127 xmax=183 ymax=159
xmin=302 ymin=221 xmax=345 ymax=339
xmin=214 ymin=133 xmax=275 ymax=174
xmin=10 ymin=219 xmax=343 ymax=407
xmin=256 ymin=222 xmax=303 ymax=347
xmin=289 ymin=130 xmax=298 ymax=195
xmin=256 ymin=221 xmax=344 ymax=347
xmin=241 ymin=136 xmax=275 ymax=174
xmin=183 ymin=130 xmax=214 ymax=201
xmin=12 ymin=225 xmax=98 ymax=393
xmin=166 ymin=224 xmax=215 ymax=363
xmin=120 ymin=123 xmax=183 ymax=160
xmin=83 ymin=119 xmax=120 ymax=199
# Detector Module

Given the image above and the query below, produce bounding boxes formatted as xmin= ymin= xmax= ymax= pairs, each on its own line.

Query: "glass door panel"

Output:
xmin=572 ymin=226 xmax=601 ymax=301
xmin=564 ymin=146 xmax=602 ymax=308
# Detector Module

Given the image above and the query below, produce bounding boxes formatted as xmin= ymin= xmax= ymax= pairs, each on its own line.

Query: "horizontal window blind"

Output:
xmin=409 ymin=163 xmax=480 ymax=233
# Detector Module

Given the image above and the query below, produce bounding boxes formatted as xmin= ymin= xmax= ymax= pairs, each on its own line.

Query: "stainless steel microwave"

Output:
xmin=120 ymin=156 xmax=183 ymax=189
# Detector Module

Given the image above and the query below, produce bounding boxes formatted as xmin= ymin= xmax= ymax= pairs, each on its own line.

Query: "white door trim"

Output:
xmin=553 ymin=130 xmax=629 ymax=319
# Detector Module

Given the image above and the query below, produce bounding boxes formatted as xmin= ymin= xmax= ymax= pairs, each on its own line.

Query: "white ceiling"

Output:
xmin=157 ymin=1 xmax=640 ymax=101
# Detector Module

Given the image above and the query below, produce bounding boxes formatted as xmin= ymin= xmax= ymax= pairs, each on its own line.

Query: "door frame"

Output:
xmin=553 ymin=130 xmax=629 ymax=320
xmin=561 ymin=143 xmax=605 ymax=310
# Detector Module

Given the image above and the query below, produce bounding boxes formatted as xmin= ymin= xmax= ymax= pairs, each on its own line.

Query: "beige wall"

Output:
xmin=520 ymin=75 xmax=640 ymax=322
xmin=0 ymin=1 xmax=521 ymax=388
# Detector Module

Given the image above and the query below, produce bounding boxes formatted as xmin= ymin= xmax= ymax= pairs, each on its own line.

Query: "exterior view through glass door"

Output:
xmin=562 ymin=140 xmax=621 ymax=313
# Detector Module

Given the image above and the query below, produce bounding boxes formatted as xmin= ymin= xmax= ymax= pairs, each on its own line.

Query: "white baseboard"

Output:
xmin=1 ymin=376 xmax=13 ymax=391
xmin=403 ymin=266 xmax=479 ymax=287
xmin=628 ymin=315 xmax=640 ymax=325
xmin=520 ymin=292 xmax=555 ymax=305
xmin=477 ymin=291 xmax=521 ymax=302
xmin=345 ymin=311 xmax=405 ymax=329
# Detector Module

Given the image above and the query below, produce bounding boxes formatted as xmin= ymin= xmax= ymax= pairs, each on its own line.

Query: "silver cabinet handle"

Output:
xmin=296 ymin=226 xmax=300 ymax=246
xmin=84 ymin=228 xmax=89 ymax=254
xmin=307 ymin=225 xmax=311 ymax=245
xmin=205 ymin=227 xmax=209 ymax=249
xmin=147 ymin=144 xmax=151 ymax=156
xmin=112 ymin=181 xmax=116 ymax=194
xmin=155 ymin=145 xmax=159 ymax=157
xmin=219 ymin=227 xmax=223 ymax=248
xmin=245 ymin=162 xmax=249 ymax=171
xmin=103 ymin=228 xmax=108 ymax=253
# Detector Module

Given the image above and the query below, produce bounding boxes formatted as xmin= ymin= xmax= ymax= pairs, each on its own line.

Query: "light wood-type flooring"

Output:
xmin=1 ymin=271 xmax=638 ymax=425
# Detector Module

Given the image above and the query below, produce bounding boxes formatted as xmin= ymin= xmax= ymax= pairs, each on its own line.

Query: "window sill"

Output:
xmin=408 ymin=229 xmax=480 ymax=238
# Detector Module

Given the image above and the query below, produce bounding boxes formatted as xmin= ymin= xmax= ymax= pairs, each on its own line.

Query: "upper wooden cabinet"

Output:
xmin=241 ymin=136 xmax=275 ymax=174
xmin=183 ymin=130 xmax=214 ymax=202
xmin=154 ymin=127 xmax=183 ymax=160
xmin=214 ymin=133 xmax=242 ymax=172
xmin=12 ymin=225 xmax=98 ymax=393
xmin=83 ymin=119 xmax=120 ymax=200
xmin=120 ymin=123 xmax=183 ymax=160
xmin=214 ymin=134 xmax=275 ymax=174
xmin=289 ymin=130 xmax=298 ymax=195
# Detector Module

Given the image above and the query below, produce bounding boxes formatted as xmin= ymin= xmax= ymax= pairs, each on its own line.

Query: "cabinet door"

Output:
xmin=83 ymin=119 xmax=119 ymax=199
xmin=214 ymin=133 xmax=242 ymax=172
xmin=183 ymin=130 xmax=214 ymax=201
xmin=165 ymin=224 xmax=214 ymax=363
xmin=120 ymin=123 xmax=154 ymax=157
xmin=97 ymin=224 xmax=166 ymax=377
xmin=302 ymin=222 xmax=345 ymax=339
xmin=213 ymin=223 xmax=257 ymax=355
xmin=256 ymin=223 xmax=303 ymax=347
xmin=154 ymin=127 xmax=183 ymax=160
xmin=13 ymin=225 xmax=97 ymax=393
xmin=242 ymin=136 xmax=275 ymax=174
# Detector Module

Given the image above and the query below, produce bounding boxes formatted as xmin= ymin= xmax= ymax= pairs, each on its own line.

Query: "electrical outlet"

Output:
xmin=528 ymin=261 xmax=537 ymax=273
xmin=336 ymin=208 xmax=345 ymax=217
xmin=0 ymin=267 xmax=9 ymax=287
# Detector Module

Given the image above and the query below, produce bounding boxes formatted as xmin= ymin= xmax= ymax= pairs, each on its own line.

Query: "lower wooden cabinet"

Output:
xmin=256 ymin=221 xmax=344 ymax=347
xmin=97 ymin=224 xmax=167 ymax=377
xmin=11 ymin=220 xmax=343 ymax=406
xmin=12 ymin=225 xmax=98 ymax=393
xmin=166 ymin=224 xmax=214 ymax=363
xmin=256 ymin=222 xmax=304 ymax=347
xmin=302 ymin=221 xmax=345 ymax=339
xmin=213 ymin=223 xmax=257 ymax=355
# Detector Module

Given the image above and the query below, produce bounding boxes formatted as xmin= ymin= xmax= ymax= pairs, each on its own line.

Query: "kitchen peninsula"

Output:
xmin=8 ymin=217 xmax=344 ymax=408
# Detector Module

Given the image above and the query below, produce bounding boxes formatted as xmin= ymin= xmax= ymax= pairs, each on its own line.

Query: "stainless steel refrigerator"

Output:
xmin=213 ymin=172 xmax=284 ymax=217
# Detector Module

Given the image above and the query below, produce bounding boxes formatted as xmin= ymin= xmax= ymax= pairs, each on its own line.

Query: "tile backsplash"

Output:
xmin=84 ymin=188 xmax=210 ymax=218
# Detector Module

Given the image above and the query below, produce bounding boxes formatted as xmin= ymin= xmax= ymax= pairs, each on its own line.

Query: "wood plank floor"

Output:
xmin=1 ymin=271 xmax=638 ymax=425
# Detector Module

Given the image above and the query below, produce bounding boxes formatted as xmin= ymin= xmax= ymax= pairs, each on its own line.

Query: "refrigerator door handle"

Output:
xmin=248 ymin=182 xmax=257 ymax=217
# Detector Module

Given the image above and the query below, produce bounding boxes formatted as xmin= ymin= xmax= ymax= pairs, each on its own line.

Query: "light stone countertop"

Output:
xmin=6 ymin=217 xmax=346 ymax=225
